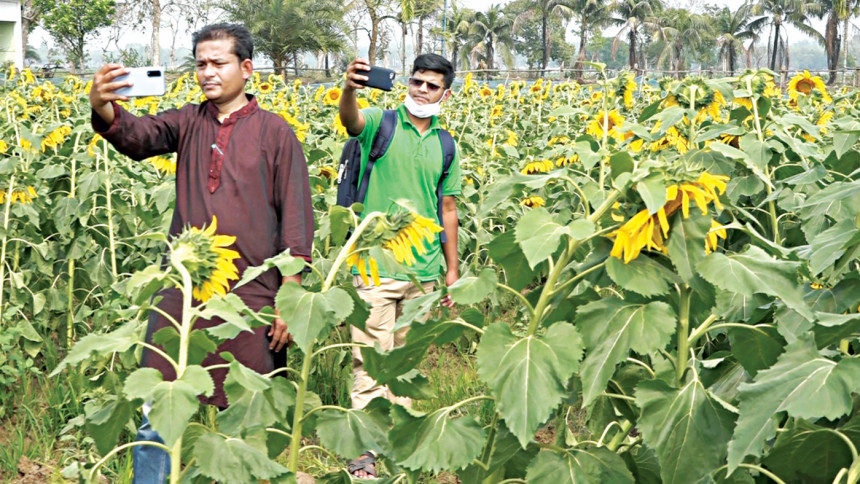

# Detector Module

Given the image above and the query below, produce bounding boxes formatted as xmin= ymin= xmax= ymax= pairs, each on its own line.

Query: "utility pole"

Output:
xmin=441 ymin=0 xmax=447 ymax=57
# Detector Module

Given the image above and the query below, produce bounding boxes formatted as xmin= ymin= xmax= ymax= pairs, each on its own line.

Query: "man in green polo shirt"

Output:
xmin=339 ymin=53 xmax=461 ymax=478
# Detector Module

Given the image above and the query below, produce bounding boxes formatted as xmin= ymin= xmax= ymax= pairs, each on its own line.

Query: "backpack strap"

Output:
xmin=356 ymin=109 xmax=397 ymax=205
xmin=436 ymin=129 xmax=456 ymax=244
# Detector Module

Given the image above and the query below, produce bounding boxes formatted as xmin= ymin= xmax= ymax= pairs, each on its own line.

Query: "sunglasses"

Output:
xmin=407 ymin=77 xmax=443 ymax=92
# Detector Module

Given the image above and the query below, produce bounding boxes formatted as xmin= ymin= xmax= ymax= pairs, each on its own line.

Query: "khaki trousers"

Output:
xmin=351 ymin=276 xmax=436 ymax=409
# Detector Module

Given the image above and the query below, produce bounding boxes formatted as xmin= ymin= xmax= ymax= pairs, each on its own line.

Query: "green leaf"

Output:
xmin=477 ymin=322 xmax=583 ymax=447
xmin=525 ymin=448 xmax=635 ymax=483
xmin=316 ymin=408 xmax=390 ymax=459
xmin=363 ymin=320 xmax=452 ymax=384
xmin=667 ymin=211 xmax=710 ymax=283
xmin=809 ymin=219 xmax=858 ymax=276
xmin=458 ymin=422 xmax=532 ymax=482
xmin=577 ymin=298 xmax=676 ymax=406
xmin=709 ymin=143 xmax=772 ymax=188
xmin=393 ymin=289 xmax=441 ymax=331
xmin=387 ymin=370 xmax=434 ymax=399
xmin=448 ymin=268 xmax=497 ymax=305
xmin=635 ymin=379 xmax=735 ymax=484
xmin=762 ymin=419 xmax=854 ymax=482
xmin=85 ymin=397 xmax=134 ymax=456
xmin=697 ymin=246 xmax=814 ymax=321
xmin=606 ymin=256 xmax=674 ymax=297
xmin=194 ymin=431 xmax=290 ymax=482
xmin=51 ymin=322 xmax=140 ymax=375
xmin=235 ymin=251 xmax=306 ymax=290
xmin=487 ymin=230 xmax=540 ymax=291
xmin=328 ymin=205 xmax=354 ymax=245
xmin=149 ymin=379 xmax=200 ymax=445
xmin=153 ymin=328 xmax=217 ymax=366
xmin=812 ymin=312 xmax=860 ymax=348
xmin=637 ymin=175 xmax=668 ymax=215
xmin=727 ymin=326 xmax=785 ymax=377
xmin=388 ymin=405 xmax=485 ymax=472
xmin=181 ymin=365 xmax=215 ymax=398
xmin=341 ymin=283 xmax=370 ymax=331
xmin=123 ymin=368 xmax=163 ymax=401
xmin=738 ymin=134 xmax=772 ymax=172
xmin=573 ymin=141 xmax=601 ymax=170
xmin=727 ymin=334 xmax=860 ymax=473
xmin=833 ymin=130 xmax=860 ymax=159
xmin=515 ymin=207 xmax=572 ymax=269
xmin=122 ymin=265 xmax=168 ymax=304
xmin=274 ymin=282 xmax=339 ymax=353
xmin=195 ymin=293 xmax=257 ymax=340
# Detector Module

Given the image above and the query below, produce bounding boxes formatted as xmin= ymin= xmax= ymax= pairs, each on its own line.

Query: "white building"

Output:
xmin=0 ymin=0 xmax=22 ymax=68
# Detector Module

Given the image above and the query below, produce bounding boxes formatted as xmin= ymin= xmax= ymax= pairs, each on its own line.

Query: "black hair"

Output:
xmin=412 ymin=53 xmax=455 ymax=89
xmin=192 ymin=23 xmax=254 ymax=62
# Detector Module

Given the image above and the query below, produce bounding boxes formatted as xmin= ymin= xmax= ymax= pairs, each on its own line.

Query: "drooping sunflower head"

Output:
xmin=613 ymin=71 xmax=637 ymax=110
xmin=521 ymin=160 xmax=554 ymax=175
xmin=382 ymin=212 xmax=444 ymax=266
xmin=520 ymin=196 xmax=546 ymax=208
xmin=40 ymin=125 xmax=72 ymax=153
xmin=0 ymin=186 xmax=37 ymax=205
xmin=148 ymin=155 xmax=177 ymax=175
xmin=788 ymin=70 xmax=831 ymax=103
xmin=318 ymin=165 xmax=337 ymax=179
xmin=170 ymin=216 xmax=240 ymax=302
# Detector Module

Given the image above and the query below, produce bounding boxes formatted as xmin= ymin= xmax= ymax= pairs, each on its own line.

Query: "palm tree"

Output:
xmin=570 ymin=0 xmax=611 ymax=77
xmin=714 ymin=3 xmax=765 ymax=75
xmin=753 ymin=0 xmax=822 ymax=71
xmin=818 ymin=0 xmax=860 ymax=84
xmin=652 ymin=8 xmax=711 ymax=76
xmin=525 ymin=0 xmax=577 ymax=73
xmin=610 ymin=0 xmax=664 ymax=71
xmin=468 ymin=5 xmax=515 ymax=74
xmin=437 ymin=4 xmax=475 ymax=70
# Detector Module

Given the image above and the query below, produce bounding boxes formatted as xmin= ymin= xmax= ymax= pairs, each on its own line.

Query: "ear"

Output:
xmin=441 ymin=89 xmax=452 ymax=103
xmin=241 ymin=59 xmax=254 ymax=81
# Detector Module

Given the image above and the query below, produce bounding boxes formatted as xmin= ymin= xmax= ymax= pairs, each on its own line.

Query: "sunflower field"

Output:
xmin=3 ymin=63 xmax=860 ymax=483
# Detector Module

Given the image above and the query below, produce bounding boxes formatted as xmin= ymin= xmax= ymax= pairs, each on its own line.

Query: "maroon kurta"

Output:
xmin=93 ymin=95 xmax=313 ymax=407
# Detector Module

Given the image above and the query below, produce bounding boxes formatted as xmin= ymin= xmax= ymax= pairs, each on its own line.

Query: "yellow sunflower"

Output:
xmin=148 ymin=156 xmax=176 ymax=175
xmin=0 ymin=186 xmax=37 ymax=205
xmin=171 ymin=216 xmax=240 ymax=303
xmin=607 ymin=172 xmax=729 ymax=263
xmin=383 ymin=213 xmax=443 ymax=266
xmin=0 ymin=140 xmax=7 ymax=153
xmin=586 ymin=110 xmax=625 ymax=142
xmin=787 ymin=70 xmax=831 ymax=103
xmin=41 ymin=125 xmax=72 ymax=152
xmin=504 ymin=130 xmax=518 ymax=147
xmin=521 ymin=160 xmax=554 ymax=174
xmin=347 ymin=243 xmax=381 ymax=286
xmin=319 ymin=166 xmax=337 ymax=179
xmin=520 ymin=196 xmax=546 ymax=208
xmin=479 ymin=85 xmax=493 ymax=98
xmin=323 ymin=87 xmax=342 ymax=105
xmin=258 ymin=82 xmax=274 ymax=94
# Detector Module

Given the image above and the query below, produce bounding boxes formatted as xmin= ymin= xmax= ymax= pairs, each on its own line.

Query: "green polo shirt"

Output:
xmin=352 ymin=104 xmax=462 ymax=282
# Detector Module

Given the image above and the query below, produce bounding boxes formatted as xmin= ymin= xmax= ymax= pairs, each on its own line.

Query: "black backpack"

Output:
xmin=336 ymin=109 xmax=457 ymax=243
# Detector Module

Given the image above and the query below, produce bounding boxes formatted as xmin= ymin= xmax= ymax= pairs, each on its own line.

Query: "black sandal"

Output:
xmin=347 ymin=451 xmax=377 ymax=478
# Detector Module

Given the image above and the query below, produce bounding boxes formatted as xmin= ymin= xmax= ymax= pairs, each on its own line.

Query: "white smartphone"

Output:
xmin=114 ymin=67 xmax=166 ymax=97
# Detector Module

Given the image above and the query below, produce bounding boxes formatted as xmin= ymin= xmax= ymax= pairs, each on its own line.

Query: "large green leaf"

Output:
xmin=606 ymin=256 xmax=675 ymax=297
xmin=727 ymin=334 xmax=860 ymax=472
xmin=218 ymin=361 xmax=278 ymax=436
xmin=458 ymin=422 xmax=533 ymax=483
xmin=697 ymin=246 xmax=814 ymax=321
xmin=762 ymin=419 xmax=855 ymax=483
xmin=85 ymin=397 xmax=134 ymax=456
xmin=739 ymin=134 xmax=773 ymax=172
xmin=448 ymin=268 xmax=497 ymax=305
xmin=392 ymin=289 xmax=441 ymax=331
xmin=809 ymin=219 xmax=858 ymax=276
xmin=274 ymin=283 xmax=342 ymax=353
xmin=636 ymin=378 xmax=735 ymax=484
xmin=194 ymin=431 xmax=290 ymax=483
xmin=813 ymin=312 xmax=860 ymax=348
xmin=577 ymin=298 xmax=676 ymax=406
xmin=148 ymin=379 xmax=200 ymax=446
xmin=153 ymin=328 xmax=217 ymax=366
xmin=514 ymin=207 xmax=573 ymax=269
xmin=667 ymin=211 xmax=710 ymax=284
xmin=51 ymin=322 xmax=140 ymax=375
xmin=234 ymin=251 xmax=306 ymax=290
xmin=363 ymin=319 xmax=454 ymax=384
xmin=637 ymin=175 xmax=668 ymax=215
xmin=388 ymin=404 xmax=485 ymax=472
xmin=487 ymin=230 xmax=540 ymax=291
xmin=525 ymin=448 xmax=635 ymax=483
xmin=727 ymin=326 xmax=786 ymax=377
xmin=194 ymin=293 xmax=256 ymax=340
xmin=477 ymin=322 xmax=583 ymax=447
xmin=316 ymin=407 xmax=390 ymax=459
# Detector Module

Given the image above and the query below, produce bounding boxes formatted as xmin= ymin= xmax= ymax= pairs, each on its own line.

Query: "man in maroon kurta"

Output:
xmin=90 ymin=26 xmax=313 ymax=407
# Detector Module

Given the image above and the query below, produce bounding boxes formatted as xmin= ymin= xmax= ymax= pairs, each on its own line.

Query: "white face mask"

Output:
xmin=404 ymin=93 xmax=447 ymax=118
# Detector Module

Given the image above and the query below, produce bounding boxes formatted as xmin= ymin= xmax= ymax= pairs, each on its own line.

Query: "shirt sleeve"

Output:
xmin=354 ymin=107 xmax=384 ymax=151
xmin=274 ymin=123 xmax=314 ymax=265
xmin=442 ymin=141 xmax=462 ymax=196
xmin=91 ymin=101 xmax=183 ymax=161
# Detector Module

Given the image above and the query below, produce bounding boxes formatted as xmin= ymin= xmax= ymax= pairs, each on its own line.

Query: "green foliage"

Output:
xmin=36 ymin=0 xmax=115 ymax=70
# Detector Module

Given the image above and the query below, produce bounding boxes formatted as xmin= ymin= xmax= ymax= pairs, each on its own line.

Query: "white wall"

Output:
xmin=0 ymin=1 xmax=22 ymax=68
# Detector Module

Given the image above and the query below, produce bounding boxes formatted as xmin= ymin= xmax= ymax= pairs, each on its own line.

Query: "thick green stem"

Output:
xmin=747 ymin=77 xmax=780 ymax=244
xmin=167 ymin=253 xmax=195 ymax=484
xmin=67 ymin=259 xmax=75 ymax=345
xmin=526 ymin=190 xmax=621 ymax=336
xmin=322 ymin=212 xmax=386 ymax=291
xmin=606 ymin=420 xmax=633 ymax=452
xmin=0 ymin=174 xmax=15 ymax=327
xmin=676 ymin=285 xmax=692 ymax=387
xmin=288 ymin=350 xmax=314 ymax=473
xmin=102 ymin=144 xmax=118 ymax=277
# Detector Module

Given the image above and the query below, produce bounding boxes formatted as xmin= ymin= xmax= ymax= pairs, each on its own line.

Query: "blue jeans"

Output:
xmin=133 ymin=415 xmax=170 ymax=484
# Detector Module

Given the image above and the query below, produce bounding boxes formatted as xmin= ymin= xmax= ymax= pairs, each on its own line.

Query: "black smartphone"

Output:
xmin=357 ymin=66 xmax=396 ymax=91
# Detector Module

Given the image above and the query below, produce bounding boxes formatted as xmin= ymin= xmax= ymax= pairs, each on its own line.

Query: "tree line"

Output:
xmin=21 ymin=0 xmax=860 ymax=84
